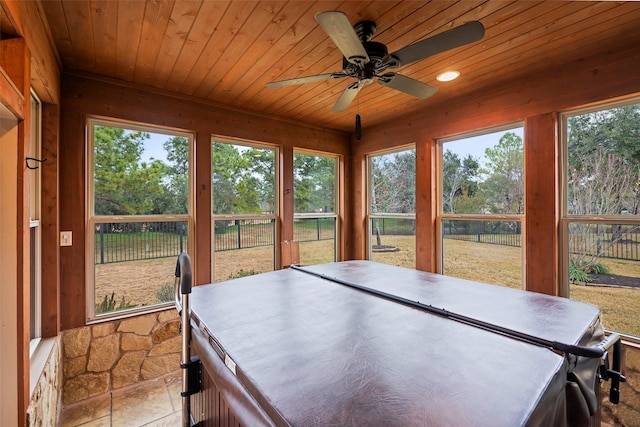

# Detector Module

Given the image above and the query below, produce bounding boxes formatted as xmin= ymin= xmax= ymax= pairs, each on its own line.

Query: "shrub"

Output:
xmin=156 ymin=282 xmax=175 ymax=303
xmin=227 ymin=268 xmax=257 ymax=280
xmin=589 ymin=262 xmax=611 ymax=275
xmin=96 ymin=292 xmax=135 ymax=314
xmin=569 ymin=259 xmax=592 ymax=284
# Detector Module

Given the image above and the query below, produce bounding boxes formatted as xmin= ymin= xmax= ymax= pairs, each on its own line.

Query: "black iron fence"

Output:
xmin=94 ymin=221 xmax=187 ymax=264
xmin=442 ymin=220 xmax=522 ymax=248
xmin=94 ymin=219 xmax=640 ymax=264
xmin=96 ymin=217 xmax=337 ymax=264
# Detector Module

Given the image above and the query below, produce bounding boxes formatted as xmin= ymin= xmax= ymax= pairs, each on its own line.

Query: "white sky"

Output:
xmin=441 ymin=126 xmax=524 ymax=165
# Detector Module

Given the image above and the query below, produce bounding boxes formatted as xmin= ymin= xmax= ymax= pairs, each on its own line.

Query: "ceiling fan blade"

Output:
xmin=332 ymin=81 xmax=364 ymax=112
xmin=378 ymin=73 xmax=437 ymax=99
xmin=389 ymin=21 xmax=485 ymax=67
xmin=266 ymin=73 xmax=346 ymax=88
xmin=316 ymin=11 xmax=369 ymax=66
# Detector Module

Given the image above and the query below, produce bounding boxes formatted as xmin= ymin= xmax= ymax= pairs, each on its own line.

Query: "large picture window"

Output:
xmin=293 ymin=151 xmax=338 ymax=265
xmin=368 ymin=147 xmax=416 ymax=268
xmin=438 ymin=126 xmax=524 ymax=288
xmin=562 ymin=99 xmax=640 ymax=340
xmin=212 ymin=140 xmax=277 ymax=281
xmin=87 ymin=118 xmax=192 ymax=319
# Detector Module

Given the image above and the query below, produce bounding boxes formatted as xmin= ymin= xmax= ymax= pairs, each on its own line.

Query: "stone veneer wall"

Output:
xmin=27 ymin=338 xmax=62 ymax=426
xmin=61 ymin=308 xmax=181 ymax=405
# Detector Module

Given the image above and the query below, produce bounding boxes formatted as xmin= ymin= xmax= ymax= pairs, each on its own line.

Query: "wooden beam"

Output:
xmin=40 ymin=102 xmax=60 ymax=337
xmin=0 ymin=38 xmax=25 ymax=119
xmin=415 ymin=139 xmax=437 ymax=272
xmin=2 ymin=0 xmax=61 ymax=103
xmin=279 ymin=145 xmax=294 ymax=268
xmin=524 ymin=113 xmax=559 ymax=296
xmin=194 ymin=129 xmax=212 ymax=286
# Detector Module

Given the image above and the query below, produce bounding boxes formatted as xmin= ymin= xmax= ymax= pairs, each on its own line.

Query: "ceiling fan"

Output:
xmin=266 ymin=11 xmax=485 ymax=113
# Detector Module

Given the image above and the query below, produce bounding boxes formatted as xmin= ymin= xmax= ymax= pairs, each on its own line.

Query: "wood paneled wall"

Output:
xmin=59 ymin=73 xmax=351 ymax=330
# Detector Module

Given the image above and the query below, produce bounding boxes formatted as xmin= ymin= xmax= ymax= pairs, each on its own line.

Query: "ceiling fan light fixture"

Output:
xmin=437 ymin=70 xmax=460 ymax=82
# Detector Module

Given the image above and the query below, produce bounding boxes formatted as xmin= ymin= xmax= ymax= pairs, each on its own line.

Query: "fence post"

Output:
xmin=179 ymin=223 xmax=184 ymax=254
xmin=99 ymin=224 xmax=105 ymax=264
xmin=236 ymin=220 xmax=241 ymax=249
xmin=317 ymin=218 xmax=320 ymax=241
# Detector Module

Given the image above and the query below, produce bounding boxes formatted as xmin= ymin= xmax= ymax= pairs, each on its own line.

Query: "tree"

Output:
xmin=294 ymin=154 xmax=335 ymax=213
xmin=441 ymin=150 xmax=482 ymax=213
xmin=212 ymin=143 xmax=276 ymax=216
xmin=93 ymin=126 xmax=165 ymax=215
xmin=370 ymin=150 xmax=415 ymax=214
xmin=480 ymin=132 xmax=524 ymax=214
xmin=566 ymin=104 xmax=640 ymax=277
xmin=370 ymin=150 xmax=416 ymax=245
xmin=151 ymin=136 xmax=189 ymax=215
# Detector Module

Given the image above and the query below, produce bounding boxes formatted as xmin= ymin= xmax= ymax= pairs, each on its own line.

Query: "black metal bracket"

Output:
xmin=599 ymin=338 xmax=627 ymax=404
xmin=181 ymin=355 xmax=202 ymax=397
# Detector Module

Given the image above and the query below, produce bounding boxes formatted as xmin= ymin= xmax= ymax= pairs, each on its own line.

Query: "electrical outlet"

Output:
xmin=60 ymin=231 xmax=72 ymax=246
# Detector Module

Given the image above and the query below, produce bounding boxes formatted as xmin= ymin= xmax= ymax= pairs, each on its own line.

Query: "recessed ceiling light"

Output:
xmin=437 ymin=71 xmax=460 ymax=82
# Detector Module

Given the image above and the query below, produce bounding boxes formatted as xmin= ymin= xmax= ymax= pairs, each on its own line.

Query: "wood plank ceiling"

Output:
xmin=39 ymin=0 xmax=640 ymax=133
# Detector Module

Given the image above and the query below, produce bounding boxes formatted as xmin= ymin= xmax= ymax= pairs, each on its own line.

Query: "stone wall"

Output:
xmin=27 ymin=338 xmax=62 ymax=426
xmin=61 ymin=309 xmax=181 ymax=405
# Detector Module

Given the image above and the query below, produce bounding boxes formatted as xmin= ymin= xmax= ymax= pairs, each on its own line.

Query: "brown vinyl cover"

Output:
xmin=190 ymin=261 xmax=603 ymax=426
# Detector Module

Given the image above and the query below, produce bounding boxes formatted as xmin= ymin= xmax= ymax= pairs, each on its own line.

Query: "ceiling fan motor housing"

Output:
xmin=342 ymin=40 xmax=389 ymax=81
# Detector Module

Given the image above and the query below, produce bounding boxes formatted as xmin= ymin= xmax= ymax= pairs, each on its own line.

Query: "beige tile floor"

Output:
xmin=60 ymin=372 xmax=182 ymax=426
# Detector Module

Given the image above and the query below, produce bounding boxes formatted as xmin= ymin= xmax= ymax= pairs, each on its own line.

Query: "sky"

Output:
xmin=441 ymin=126 xmax=524 ymax=165
xmin=138 ymin=126 xmax=524 ymax=167
xmin=139 ymin=131 xmax=172 ymax=164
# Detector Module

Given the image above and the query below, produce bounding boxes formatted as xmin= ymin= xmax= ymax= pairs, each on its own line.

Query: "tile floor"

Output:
xmin=59 ymin=372 xmax=182 ymax=426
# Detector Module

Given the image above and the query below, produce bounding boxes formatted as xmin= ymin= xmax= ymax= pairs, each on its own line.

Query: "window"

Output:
xmin=562 ymin=99 xmax=640 ymax=340
xmin=212 ymin=140 xmax=277 ymax=281
xmin=438 ymin=126 xmax=524 ymax=288
xmin=293 ymin=151 xmax=338 ymax=264
xmin=368 ymin=147 xmax=416 ymax=268
xmin=29 ymin=92 xmax=42 ymax=351
xmin=87 ymin=118 xmax=192 ymax=320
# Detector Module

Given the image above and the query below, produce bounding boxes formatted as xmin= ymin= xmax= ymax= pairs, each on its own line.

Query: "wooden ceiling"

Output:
xmin=37 ymin=1 xmax=640 ymax=133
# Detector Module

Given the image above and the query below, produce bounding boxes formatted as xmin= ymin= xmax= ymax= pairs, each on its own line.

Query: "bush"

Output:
xmin=96 ymin=292 xmax=135 ymax=314
xmin=227 ymin=268 xmax=257 ymax=280
xmin=589 ymin=262 xmax=611 ymax=275
xmin=156 ymin=282 xmax=175 ymax=303
xmin=569 ymin=259 xmax=592 ymax=284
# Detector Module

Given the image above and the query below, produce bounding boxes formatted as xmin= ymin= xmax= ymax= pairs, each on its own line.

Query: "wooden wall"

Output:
xmin=59 ymin=73 xmax=351 ymax=330
xmin=350 ymin=40 xmax=640 ymax=294
xmin=1 ymin=1 xmax=61 ymax=424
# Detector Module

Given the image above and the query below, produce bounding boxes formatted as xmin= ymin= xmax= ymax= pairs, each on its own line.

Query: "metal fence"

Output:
xmin=442 ymin=220 xmax=522 ymax=248
xmin=94 ymin=221 xmax=187 ymax=264
xmin=568 ymin=223 xmax=640 ymax=262
xmin=370 ymin=217 xmax=416 ymax=236
xmin=94 ymin=219 xmax=640 ymax=264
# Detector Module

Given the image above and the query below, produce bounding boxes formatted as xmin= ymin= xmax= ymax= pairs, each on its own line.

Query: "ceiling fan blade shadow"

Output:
xmin=378 ymin=73 xmax=437 ymax=99
xmin=332 ymin=82 xmax=364 ymax=112
xmin=316 ymin=11 xmax=369 ymax=66
xmin=389 ymin=21 xmax=485 ymax=67
xmin=266 ymin=73 xmax=346 ymax=88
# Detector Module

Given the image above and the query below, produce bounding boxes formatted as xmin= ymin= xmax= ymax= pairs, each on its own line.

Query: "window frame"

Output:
xmin=211 ymin=138 xmax=279 ymax=280
xmin=85 ymin=116 xmax=194 ymax=322
xmin=436 ymin=124 xmax=525 ymax=286
xmin=293 ymin=149 xmax=340 ymax=264
xmin=29 ymin=90 xmax=42 ymax=353
xmin=559 ymin=96 xmax=640 ymax=343
xmin=367 ymin=145 xmax=417 ymax=264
